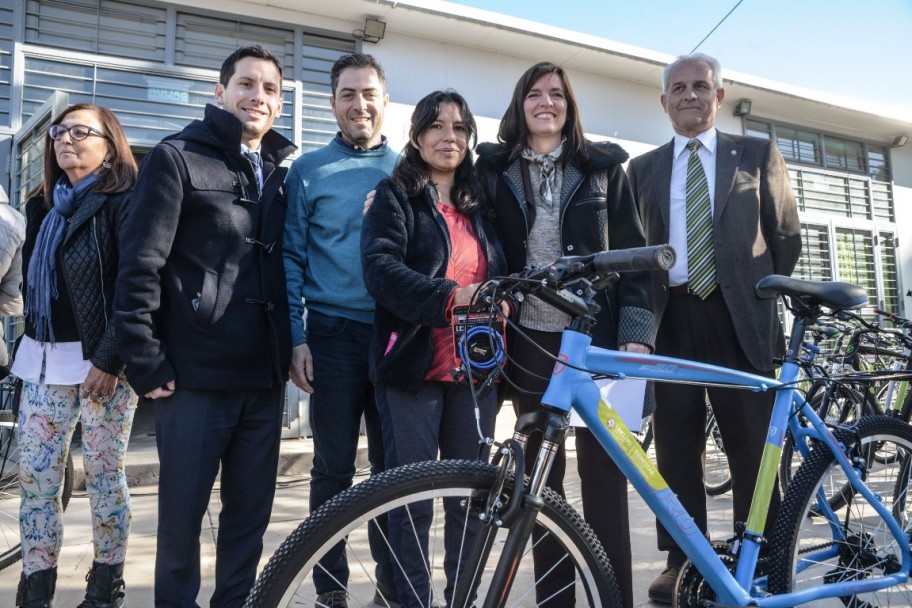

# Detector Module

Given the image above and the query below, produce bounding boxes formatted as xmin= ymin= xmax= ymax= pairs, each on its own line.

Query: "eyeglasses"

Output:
xmin=48 ymin=124 xmax=108 ymax=141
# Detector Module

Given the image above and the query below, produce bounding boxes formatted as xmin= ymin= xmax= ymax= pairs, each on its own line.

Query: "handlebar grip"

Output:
xmin=592 ymin=245 xmax=676 ymax=273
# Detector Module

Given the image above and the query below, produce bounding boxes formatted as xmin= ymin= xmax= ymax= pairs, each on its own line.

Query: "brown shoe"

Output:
xmin=647 ymin=565 xmax=681 ymax=604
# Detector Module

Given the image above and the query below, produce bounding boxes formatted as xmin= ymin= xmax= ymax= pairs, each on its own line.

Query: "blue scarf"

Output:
xmin=25 ymin=173 xmax=100 ymax=344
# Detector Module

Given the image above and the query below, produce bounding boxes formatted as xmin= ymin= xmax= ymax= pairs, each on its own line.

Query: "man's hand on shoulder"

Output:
xmin=363 ymin=189 xmax=376 ymax=215
xmin=290 ymin=343 xmax=314 ymax=393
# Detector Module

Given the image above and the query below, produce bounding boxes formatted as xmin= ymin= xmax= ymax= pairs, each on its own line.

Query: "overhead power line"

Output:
xmin=691 ymin=0 xmax=746 ymax=53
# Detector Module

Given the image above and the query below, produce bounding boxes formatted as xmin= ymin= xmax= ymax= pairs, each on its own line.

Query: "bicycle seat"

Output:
xmin=756 ymin=275 xmax=868 ymax=311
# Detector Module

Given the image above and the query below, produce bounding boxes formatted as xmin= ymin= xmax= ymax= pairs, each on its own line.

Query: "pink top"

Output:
xmin=425 ymin=202 xmax=487 ymax=382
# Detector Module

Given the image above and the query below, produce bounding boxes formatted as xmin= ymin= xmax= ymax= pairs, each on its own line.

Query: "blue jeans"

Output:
xmin=376 ymin=381 xmax=498 ymax=608
xmin=306 ymin=310 xmax=392 ymax=592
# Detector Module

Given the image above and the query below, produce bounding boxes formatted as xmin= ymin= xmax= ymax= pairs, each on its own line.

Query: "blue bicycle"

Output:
xmin=246 ymin=245 xmax=912 ymax=608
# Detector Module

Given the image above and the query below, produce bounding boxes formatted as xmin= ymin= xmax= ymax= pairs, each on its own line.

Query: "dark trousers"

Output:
xmin=653 ymin=289 xmax=780 ymax=566
xmin=306 ymin=311 xmax=392 ymax=592
xmin=153 ymin=385 xmax=284 ymax=608
xmin=510 ymin=327 xmax=634 ymax=608
xmin=376 ymin=381 xmax=498 ymax=608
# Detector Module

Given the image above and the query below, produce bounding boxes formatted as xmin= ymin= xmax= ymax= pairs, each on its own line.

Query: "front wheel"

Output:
xmin=244 ymin=459 xmax=621 ymax=608
xmin=767 ymin=416 xmax=912 ymax=607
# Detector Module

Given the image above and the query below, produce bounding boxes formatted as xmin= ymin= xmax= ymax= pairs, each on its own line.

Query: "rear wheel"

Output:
xmin=779 ymin=385 xmax=876 ymax=498
xmin=703 ymin=409 xmax=731 ymax=496
xmin=768 ymin=416 xmax=912 ymax=607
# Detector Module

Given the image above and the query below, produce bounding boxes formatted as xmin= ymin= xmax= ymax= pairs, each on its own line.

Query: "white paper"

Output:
xmin=569 ymin=378 xmax=647 ymax=429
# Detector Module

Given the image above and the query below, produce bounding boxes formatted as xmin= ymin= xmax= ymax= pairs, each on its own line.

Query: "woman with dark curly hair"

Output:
xmin=361 ymin=89 xmax=506 ymax=608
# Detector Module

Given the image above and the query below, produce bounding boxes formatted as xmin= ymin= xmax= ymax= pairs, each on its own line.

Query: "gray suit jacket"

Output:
xmin=627 ymin=131 xmax=801 ymax=372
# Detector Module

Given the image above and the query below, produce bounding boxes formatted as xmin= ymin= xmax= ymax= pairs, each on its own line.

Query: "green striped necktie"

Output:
xmin=685 ymin=139 xmax=716 ymax=299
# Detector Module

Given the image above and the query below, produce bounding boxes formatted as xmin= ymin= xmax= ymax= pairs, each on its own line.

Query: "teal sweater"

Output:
xmin=284 ymin=137 xmax=399 ymax=345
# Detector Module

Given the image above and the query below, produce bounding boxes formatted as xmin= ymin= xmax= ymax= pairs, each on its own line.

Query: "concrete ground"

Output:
xmin=0 ymin=402 xmax=736 ymax=606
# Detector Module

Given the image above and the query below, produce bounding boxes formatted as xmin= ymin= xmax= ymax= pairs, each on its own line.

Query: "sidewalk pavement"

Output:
xmin=0 ymin=403 xmax=736 ymax=607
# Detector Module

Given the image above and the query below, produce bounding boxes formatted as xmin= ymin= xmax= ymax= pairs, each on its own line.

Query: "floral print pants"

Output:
xmin=18 ymin=377 xmax=137 ymax=575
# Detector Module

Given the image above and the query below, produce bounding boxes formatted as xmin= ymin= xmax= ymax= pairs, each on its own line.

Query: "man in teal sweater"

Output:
xmin=283 ymin=52 xmax=399 ymax=608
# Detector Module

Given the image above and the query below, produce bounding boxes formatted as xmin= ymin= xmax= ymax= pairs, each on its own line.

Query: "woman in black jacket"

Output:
xmin=475 ymin=62 xmax=655 ymax=608
xmin=13 ymin=103 xmax=137 ymax=608
xmin=361 ymin=90 xmax=506 ymax=608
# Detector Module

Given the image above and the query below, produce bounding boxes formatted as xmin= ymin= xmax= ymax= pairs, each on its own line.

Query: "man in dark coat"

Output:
xmin=626 ymin=52 xmax=801 ymax=604
xmin=115 ymin=45 xmax=296 ymax=607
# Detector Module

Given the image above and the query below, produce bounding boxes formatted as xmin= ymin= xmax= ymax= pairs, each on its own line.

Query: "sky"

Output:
xmin=454 ymin=0 xmax=912 ymax=120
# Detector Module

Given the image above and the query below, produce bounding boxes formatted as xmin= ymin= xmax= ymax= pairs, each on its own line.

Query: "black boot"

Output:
xmin=16 ymin=567 xmax=57 ymax=608
xmin=77 ymin=561 xmax=126 ymax=608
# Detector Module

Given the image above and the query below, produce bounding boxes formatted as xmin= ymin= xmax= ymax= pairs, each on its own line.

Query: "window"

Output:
xmin=824 ymin=137 xmax=866 ymax=174
xmin=754 ymin=118 xmax=899 ymax=317
xmin=878 ymin=232 xmax=899 ymax=313
xmin=795 ymin=223 xmax=832 ymax=282
xmin=0 ymin=0 xmax=13 ymax=128
xmin=17 ymin=1 xmax=355 ymax=154
xmin=775 ymin=125 xmax=820 ymax=165
xmin=745 ymin=119 xmax=771 ymax=140
xmin=835 ymin=228 xmax=877 ymax=303
xmin=25 ymin=0 xmax=167 ymax=62
xmin=789 ymin=168 xmax=870 ymax=219
xmin=174 ymin=12 xmax=294 ymax=74
xmin=868 ymin=145 xmax=891 ymax=181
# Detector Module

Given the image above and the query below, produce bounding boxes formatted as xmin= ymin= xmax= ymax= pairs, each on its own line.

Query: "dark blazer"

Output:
xmin=627 ymin=130 xmax=801 ymax=371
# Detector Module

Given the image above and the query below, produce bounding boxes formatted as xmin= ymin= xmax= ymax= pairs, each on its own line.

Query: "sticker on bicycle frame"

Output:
xmin=552 ymin=353 xmax=569 ymax=375
xmin=597 ymin=398 xmax=667 ymax=490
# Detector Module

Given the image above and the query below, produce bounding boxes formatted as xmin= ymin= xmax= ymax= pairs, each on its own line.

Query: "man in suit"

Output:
xmin=626 ymin=52 xmax=801 ymax=604
xmin=116 ymin=45 xmax=296 ymax=606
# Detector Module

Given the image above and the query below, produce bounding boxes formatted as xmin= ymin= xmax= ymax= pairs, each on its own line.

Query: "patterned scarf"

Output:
xmin=25 ymin=173 xmax=100 ymax=344
xmin=520 ymin=138 xmax=566 ymax=209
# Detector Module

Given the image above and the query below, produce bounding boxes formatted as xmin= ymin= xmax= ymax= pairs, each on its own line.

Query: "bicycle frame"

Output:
xmin=536 ymin=322 xmax=912 ymax=606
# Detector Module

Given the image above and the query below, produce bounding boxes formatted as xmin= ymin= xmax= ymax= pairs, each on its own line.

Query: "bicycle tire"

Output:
xmin=703 ymin=410 xmax=732 ymax=496
xmin=900 ymin=385 xmax=912 ymax=422
xmin=767 ymin=415 xmax=912 ymax=606
xmin=778 ymin=385 xmax=877 ymax=498
xmin=244 ymin=459 xmax=622 ymax=608
xmin=0 ymin=410 xmax=75 ymax=571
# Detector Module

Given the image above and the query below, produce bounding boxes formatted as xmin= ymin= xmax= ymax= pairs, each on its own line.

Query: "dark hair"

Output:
xmin=497 ymin=62 xmax=587 ymax=164
xmin=42 ymin=103 xmax=138 ymax=208
xmin=330 ymin=53 xmax=387 ymax=97
xmin=220 ymin=45 xmax=283 ymax=86
xmin=393 ymin=90 xmax=482 ymax=215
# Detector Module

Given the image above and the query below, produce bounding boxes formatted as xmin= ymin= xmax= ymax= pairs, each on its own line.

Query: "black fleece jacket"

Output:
xmin=361 ymin=177 xmax=507 ymax=395
xmin=475 ymin=140 xmax=655 ymax=350
xmin=115 ymin=104 xmax=297 ymax=395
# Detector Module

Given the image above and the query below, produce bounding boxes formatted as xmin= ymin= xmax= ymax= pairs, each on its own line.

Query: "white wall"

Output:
xmin=890 ymin=146 xmax=912 ymax=315
xmin=368 ymin=34 xmax=673 ymax=155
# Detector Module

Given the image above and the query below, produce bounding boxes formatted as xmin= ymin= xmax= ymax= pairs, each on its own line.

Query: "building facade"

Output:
xmin=1 ymin=0 xmax=909 ymax=329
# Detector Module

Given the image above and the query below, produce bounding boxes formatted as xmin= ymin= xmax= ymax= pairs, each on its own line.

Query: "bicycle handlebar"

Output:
xmin=874 ymin=307 xmax=912 ymax=330
xmin=480 ymin=245 xmax=675 ymax=322
xmin=592 ymin=244 xmax=676 ymax=274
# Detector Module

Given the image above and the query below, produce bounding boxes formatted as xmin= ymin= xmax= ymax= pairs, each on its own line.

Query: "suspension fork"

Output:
xmin=450 ymin=408 xmax=570 ymax=608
